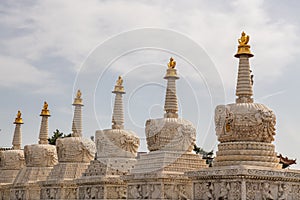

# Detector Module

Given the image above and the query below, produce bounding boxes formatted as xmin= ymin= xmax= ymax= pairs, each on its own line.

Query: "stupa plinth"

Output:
xmin=40 ymin=90 xmax=96 ymax=200
xmin=77 ymin=77 xmax=140 ymax=200
xmin=187 ymin=32 xmax=300 ymax=200
xmin=0 ymin=111 xmax=25 ymax=199
xmin=125 ymin=58 xmax=207 ymax=200
xmin=11 ymin=103 xmax=58 ymax=200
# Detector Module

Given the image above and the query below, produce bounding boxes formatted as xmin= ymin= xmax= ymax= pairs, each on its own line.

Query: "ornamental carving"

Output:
xmin=1 ymin=150 xmax=25 ymax=169
xmin=79 ymin=186 xmax=102 ymax=199
xmin=194 ymin=181 xmax=240 ymax=199
xmin=145 ymin=118 xmax=196 ymax=152
xmin=96 ymin=129 xmax=139 ymax=158
xmin=215 ymin=103 xmax=276 ymax=143
xmin=24 ymin=144 xmax=58 ymax=167
xmin=56 ymin=137 xmax=96 ymax=163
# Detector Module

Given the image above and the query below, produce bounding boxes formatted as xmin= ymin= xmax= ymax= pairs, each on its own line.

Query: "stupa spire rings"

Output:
xmin=12 ymin=110 xmax=23 ymax=150
xmin=235 ymin=31 xmax=253 ymax=58
xmin=40 ymin=101 xmax=50 ymax=116
xmin=14 ymin=110 xmax=23 ymax=124
xmin=39 ymin=101 xmax=51 ymax=144
xmin=164 ymin=57 xmax=179 ymax=118
xmin=112 ymin=76 xmax=125 ymax=129
xmin=235 ymin=32 xmax=254 ymax=103
xmin=72 ymin=89 xmax=84 ymax=137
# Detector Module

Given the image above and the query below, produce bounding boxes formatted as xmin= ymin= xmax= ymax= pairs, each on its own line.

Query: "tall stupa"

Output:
xmin=0 ymin=111 xmax=25 ymax=199
xmin=187 ymin=32 xmax=300 ymax=200
xmin=125 ymin=58 xmax=207 ymax=199
xmin=11 ymin=102 xmax=58 ymax=200
xmin=77 ymin=76 xmax=140 ymax=199
xmin=40 ymin=90 xmax=96 ymax=200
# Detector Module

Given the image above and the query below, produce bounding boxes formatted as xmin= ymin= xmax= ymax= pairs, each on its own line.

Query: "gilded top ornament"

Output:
xmin=73 ymin=89 xmax=83 ymax=105
xmin=76 ymin=90 xmax=82 ymax=99
xmin=238 ymin=31 xmax=249 ymax=45
xmin=116 ymin=76 xmax=123 ymax=86
xmin=40 ymin=101 xmax=50 ymax=116
xmin=14 ymin=110 xmax=23 ymax=124
xmin=113 ymin=76 xmax=125 ymax=93
xmin=168 ymin=57 xmax=176 ymax=69
xmin=235 ymin=31 xmax=253 ymax=57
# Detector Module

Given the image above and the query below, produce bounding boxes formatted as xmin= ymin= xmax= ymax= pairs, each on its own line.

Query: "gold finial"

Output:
xmin=73 ymin=89 xmax=83 ymax=105
xmin=113 ymin=76 xmax=125 ymax=93
xmin=238 ymin=31 xmax=249 ymax=45
xmin=235 ymin=31 xmax=253 ymax=57
xmin=116 ymin=76 xmax=123 ymax=86
xmin=168 ymin=57 xmax=176 ymax=69
xmin=40 ymin=101 xmax=50 ymax=116
xmin=76 ymin=90 xmax=82 ymax=98
xmin=14 ymin=110 xmax=23 ymax=124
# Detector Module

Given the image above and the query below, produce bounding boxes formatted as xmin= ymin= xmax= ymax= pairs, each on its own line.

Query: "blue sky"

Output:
xmin=0 ymin=0 xmax=300 ymax=167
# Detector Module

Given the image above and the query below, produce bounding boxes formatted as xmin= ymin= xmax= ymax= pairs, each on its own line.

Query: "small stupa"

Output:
xmin=11 ymin=102 xmax=58 ymax=200
xmin=77 ymin=76 xmax=140 ymax=199
xmin=0 ymin=111 xmax=25 ymax=199
xmin=187 ymin=32 xmax=300 ymax=199
xmin=40 ymin=90 xmax=96 ymax=200
xmin=125 ymin=58 xmax=207 ymax=199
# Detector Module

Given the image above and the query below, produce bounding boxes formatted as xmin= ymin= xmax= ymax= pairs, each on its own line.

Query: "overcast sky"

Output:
xmin=1 ymin=0 xmax=300 ymax=168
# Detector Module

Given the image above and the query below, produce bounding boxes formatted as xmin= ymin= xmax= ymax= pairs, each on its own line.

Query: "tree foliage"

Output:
xmin=48 ymin=129 xmax=71 ymax=145
xmin=193 ymin=144 xmax=214 ymax=167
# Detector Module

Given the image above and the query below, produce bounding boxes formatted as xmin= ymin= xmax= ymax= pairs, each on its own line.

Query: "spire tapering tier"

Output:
xmin=12 ymin=110 xmax=23 ymax=150
xmin=164 ymin=57 xmax=179 ymax=118
xmin=112 ymin=76 xmax=125 ymax=129
xmin=72 ymin=89 xmax=84 ymax=137
xmin=235 ymin=31 xmax=254 ymax=103
xmin=39 ymin=101 xmax=51 ymax=144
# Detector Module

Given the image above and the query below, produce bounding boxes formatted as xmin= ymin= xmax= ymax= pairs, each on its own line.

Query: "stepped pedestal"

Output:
xmin=40 ymin=137 xmax=96 ymax=200
xmin=11 ymin=144 xmax=58 ymax=200
xmin=77 ymin=128 xmax=139 ymax=199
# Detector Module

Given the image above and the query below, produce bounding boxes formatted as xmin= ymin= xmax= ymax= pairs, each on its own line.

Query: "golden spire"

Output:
xmin=40 ymin=101 xmax=50 ymax=116
xmin=235 ymin=31 xmax=253 ymax=57
xmin=113 ymin=76 xmax=125 ymax=93
xmin=14 ymin=110 xmax=23 ymax=124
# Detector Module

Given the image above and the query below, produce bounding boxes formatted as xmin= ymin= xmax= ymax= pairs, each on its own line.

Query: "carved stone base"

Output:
xmin=77 ymin=157 xmax=137 ymax=199
xmin=78 ymin=177 xmax=127 ymax=199
xmin=125 ymin=174 xmax=192 ymax=199
xmin=40 ymin=162 xmax=91 ymax=200
xmin=186 ymin=165 xmax=300 ymax=200
xmin=10 ymin=184 xmax=43 ymax=200
xmin=0 ymin=184 xmax=11 ymax=200
xmin=125 ymin=151 xmax=207 ymax=199
xmin=10 ymin=166 xmax=53 ymax=200
xmin=40 ymin=181 xmax=78 ymax=200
